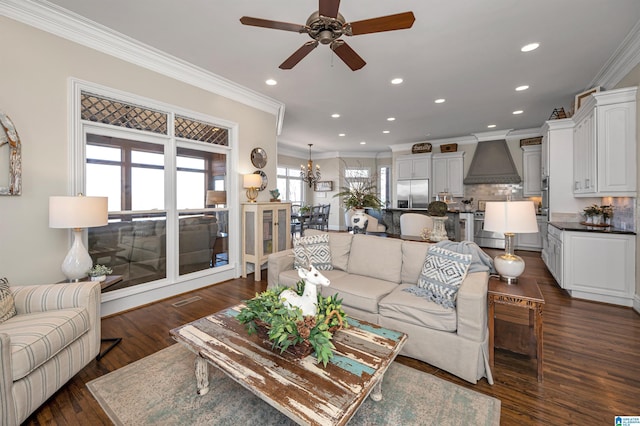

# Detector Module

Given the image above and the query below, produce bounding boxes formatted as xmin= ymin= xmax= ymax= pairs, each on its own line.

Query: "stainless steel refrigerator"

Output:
xmin=397 ymin=179 xmax=429 ymax=208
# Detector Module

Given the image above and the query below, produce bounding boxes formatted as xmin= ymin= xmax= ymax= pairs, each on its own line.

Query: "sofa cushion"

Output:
xmin=278 ymin=269 xmax=349 ymax=290
xmin=293 ymin=234 xmax=333 ymax=271
xmin=347 ymin=235 xmax=403 ymax=283
xmin=0 ymin=278 xmax=16 ymax=324
xmin=323 ymin=274 xmax=398 ymax=314
xmin=379 ymin=284 xmax=457 ymax=332
xmin=406 ymin=246 xmax=472 ymax=309
xmin=401 ymin=241 xmax=433 ymax=284
xmin=305 ymin=229 xmax=353 ymax=271
xmin=0 ymin=307 xmax=90 ymax=381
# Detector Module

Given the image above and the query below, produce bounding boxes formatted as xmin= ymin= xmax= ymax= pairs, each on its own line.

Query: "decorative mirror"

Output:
xmin=253 ymin=170 xmax=268 ymax=191
xmin=250 ymin=147 xmax=267 ymax=169
xmin=0 ymin=112 xmax=22 ymax=196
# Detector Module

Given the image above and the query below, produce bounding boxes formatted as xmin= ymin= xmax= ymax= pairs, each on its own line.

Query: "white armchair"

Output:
xmin=400 ymin=213 xmax=434 ymax=237
xmin=0 ymin=281 xmax=101 ymax=425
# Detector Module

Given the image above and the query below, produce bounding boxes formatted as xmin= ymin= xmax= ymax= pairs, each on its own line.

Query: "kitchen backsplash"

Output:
xmin=605 ymin=197 xmax=635 ymax=231
xmin=455 ymin=185 xmax=636 ymax=231
xmin=455 ymin=183 xmax=526 ymax=210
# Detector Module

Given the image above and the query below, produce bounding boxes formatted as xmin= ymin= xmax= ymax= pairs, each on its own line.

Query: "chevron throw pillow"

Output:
xmin=406 ymin=246 xmax=472 ymax=309
xmin=0 ymin=277 xmax=17 ymax=324
xmin=293 ymin=233 xmax=333 ymax=271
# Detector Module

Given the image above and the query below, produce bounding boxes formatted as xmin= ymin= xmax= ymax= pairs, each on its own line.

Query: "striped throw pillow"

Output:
xmin=0 ymin=277 xmax=17 ymax=323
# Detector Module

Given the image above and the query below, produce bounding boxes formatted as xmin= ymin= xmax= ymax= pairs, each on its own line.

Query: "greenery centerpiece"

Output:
xmin=334 ymin=175 xmax=383 ymax=210
xmin=427 ymin=200 xmax=449 ymax=241
xmin=237 ymin=282 xmax=348 ymax=366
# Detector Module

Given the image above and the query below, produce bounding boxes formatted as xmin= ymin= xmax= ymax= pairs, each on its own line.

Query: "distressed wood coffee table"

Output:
xmin=170 ymin=304 xmax=407 ymax=426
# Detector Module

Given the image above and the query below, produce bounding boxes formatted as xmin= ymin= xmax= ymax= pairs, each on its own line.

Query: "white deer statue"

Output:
xmin=280 ymin=264 xmax=331 ymax=317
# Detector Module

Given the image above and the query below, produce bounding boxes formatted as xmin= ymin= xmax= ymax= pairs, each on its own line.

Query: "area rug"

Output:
xmin=87 ymin=344 xmax=500 ymax=426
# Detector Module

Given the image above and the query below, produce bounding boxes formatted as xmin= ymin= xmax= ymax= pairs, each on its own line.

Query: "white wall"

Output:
xmin=0 ymin=16 xmax=278 ymax=286
xmin=614 ymin=62 xmax=640 ymax=311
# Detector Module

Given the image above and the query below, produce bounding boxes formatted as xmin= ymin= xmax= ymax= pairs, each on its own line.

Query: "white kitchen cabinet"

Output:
xmin=396 ymin=153 xmax=431 ymax=180
xmin=515 ymin=215 xmax=545 ymax=251
xmin=563 ymin=231 xmax=635 ymax=306
xmin=543 ymin=224 xmax=563 ymax=287
xmin=432 ymin=152 xmax=464 ymax=197
xmin=521 ymin=145 xmax=542 ymax=196
xmin=242 ymin=202 xmax=291 ymax=281
xmin=572 ymin=86 xmax=637 ymax=197
xmin=541 ymin=119 xmax=598 ymax=220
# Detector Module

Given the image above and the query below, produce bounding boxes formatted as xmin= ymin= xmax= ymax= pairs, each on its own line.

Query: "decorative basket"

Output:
xmin=440 ymin=143 xmax=458 ymax=153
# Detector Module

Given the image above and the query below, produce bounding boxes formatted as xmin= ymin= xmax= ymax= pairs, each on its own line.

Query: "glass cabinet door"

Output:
xmin=262 ymin=209 xmax=274 ymax=255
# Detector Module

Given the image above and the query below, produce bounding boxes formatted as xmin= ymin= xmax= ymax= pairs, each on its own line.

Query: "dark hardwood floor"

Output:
xmin=23 ymin=250 xmax=640 ymax=425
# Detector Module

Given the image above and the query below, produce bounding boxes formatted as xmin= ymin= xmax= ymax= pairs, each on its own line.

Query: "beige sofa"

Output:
xmin=268 ymin=230 xmax=494 ymax=384
xmin=0 ymin=281 xmax=101 ymax=425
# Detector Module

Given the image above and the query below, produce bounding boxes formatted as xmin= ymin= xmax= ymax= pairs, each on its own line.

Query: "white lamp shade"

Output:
xmin=49 ymin=196 xmax=108 ymax=228
xmin=206 ymin=190 xmax=226 ymax=205
xmin=243 ymin=174 xmax=262 ymax=189
xmin=484 ymin=201 xmax=538 ymax=234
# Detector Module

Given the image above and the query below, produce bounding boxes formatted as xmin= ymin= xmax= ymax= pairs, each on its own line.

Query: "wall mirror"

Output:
xmin=0 ymin=112 xmax=22 ymax=196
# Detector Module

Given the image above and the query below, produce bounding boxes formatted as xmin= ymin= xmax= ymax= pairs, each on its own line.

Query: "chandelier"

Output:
xmin=301 ymin=143 xmax=321 ymax=187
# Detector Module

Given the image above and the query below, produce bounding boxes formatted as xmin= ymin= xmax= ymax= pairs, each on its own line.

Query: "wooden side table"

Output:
xmin=488 ymin=276 xmax=545 ymax=382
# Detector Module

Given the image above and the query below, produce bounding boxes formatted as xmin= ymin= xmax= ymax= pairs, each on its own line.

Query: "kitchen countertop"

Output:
xmin=549 ymin=221 xmax=636 ymax=235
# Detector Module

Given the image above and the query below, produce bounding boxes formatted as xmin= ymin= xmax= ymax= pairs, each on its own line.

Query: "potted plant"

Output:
xmin=87 ymin=264 xmax=112 ymax=282
xmin=601 ymin=205 xmax=614 ymax=225
xmin=427 ymin=201 xmax=449 ymax=241
xmin=334 ymin=174 xmax=382 ymax=232
xmin=237 ymin=282 xmax=347 ymax=367
xmin=583 ymin=204 xmax=603 ymax=224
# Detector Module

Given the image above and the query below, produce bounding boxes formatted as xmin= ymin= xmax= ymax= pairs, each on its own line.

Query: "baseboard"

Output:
xmin=634 ymin=294 xmax=640 ymax=314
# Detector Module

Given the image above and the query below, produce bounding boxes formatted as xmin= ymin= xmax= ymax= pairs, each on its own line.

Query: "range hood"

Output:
xmin=464 ymin=139 xmax=521 ymax=184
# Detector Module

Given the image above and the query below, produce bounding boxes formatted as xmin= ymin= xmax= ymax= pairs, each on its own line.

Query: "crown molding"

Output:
xmin=0 ymin=0 xmax=285 ymax=134
xmin=589 ymin=19 xmax=640 ymax=90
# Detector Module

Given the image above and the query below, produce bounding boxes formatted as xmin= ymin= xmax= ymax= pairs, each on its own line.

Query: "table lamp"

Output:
xmin=49 ymin=194 xmax=108 ymax=281
xmin=243 ymin=174 xmax=261 ymax=203
xmin=206 ymin=190 xmax=226 ymax=207
xmin=483 ymin=200 xmax=538 ymax=284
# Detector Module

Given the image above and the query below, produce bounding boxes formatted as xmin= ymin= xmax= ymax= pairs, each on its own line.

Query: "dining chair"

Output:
xmin=400 ymin=213 xmax=434 ymax=237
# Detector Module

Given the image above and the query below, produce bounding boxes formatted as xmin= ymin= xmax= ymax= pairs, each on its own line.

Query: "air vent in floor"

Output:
xmin=171 ymin=296 xmax=202 ymax=307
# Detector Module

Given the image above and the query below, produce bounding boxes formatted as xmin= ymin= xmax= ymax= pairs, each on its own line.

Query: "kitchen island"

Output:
xmin=382 ymin=208 xmax=463 ymax=241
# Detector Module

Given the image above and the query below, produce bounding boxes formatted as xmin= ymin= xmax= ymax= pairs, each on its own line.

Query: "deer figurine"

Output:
xmin=280 ymin=264 xmax=330 ymax=317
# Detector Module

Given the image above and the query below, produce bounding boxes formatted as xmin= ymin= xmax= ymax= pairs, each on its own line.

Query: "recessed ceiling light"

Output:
xmin=339 ymin=133 xmax=346 ymax=137
xmin=265 ymin=79 xmax=277 ymax=86
xmin=382 ymin=130 xmax=390 ymax=134
xmin=521 ymin=43 xmax=539 ymax=52
xmin=387 ymin=117 xmax=396 ymax=121
xmin=434 ymin=98 xmax=445 ymax=104
xmin=360 ymin=141 xmax=366 ymax=145
xmin=487 ymin=124 xmax=497 ymax=128
xmin=391 ymin=78 xmax=403 ymax=85
xmin=513 ymin=110 xmax=524 ymax=115
xmin=331 ymin=113 xmax=340 ymax=118
xmin=515 ymin=85 xmax=529 ymax=91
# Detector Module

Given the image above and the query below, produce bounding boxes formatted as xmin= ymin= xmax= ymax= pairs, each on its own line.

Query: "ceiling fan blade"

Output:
xmin=348 ymin=11 xmax=416 ymax=35
xmin=319 ymin=0 xmax=340 ymax=18
xmin=280 ymin=41 xmax=319 ymax=69
xmin=331 ymin=40 xmax=366 ymax=71
xmin=240 ymin=16 xmax=306 ymax=33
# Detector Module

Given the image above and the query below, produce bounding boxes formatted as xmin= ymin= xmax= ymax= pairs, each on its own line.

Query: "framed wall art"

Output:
xmin=314 ymin=181 xmax=333 ymax=192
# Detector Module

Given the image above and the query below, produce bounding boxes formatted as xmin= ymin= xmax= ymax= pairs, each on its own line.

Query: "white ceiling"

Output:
xmin=42 ymin=0 xmax=640 ymax=155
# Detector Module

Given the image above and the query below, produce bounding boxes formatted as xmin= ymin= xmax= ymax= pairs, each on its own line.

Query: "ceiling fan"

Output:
xmin=240 ymin=0 xmax=415 ymax=71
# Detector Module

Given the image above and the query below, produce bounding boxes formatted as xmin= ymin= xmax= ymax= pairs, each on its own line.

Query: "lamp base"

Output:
xmin=493 ymin=253 xmax=525 ymax=284
xmin=246 ymin=187 xmax=258 ymax=203
xmin=61 ymin=229 xmax=93 ymax=281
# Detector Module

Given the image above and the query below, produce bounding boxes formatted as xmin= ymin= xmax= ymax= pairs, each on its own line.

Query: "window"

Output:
xmin=81 ymin=90 xmax=232 ymax=292
xmin=277 ymin=167 xmax=304 ymax=205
